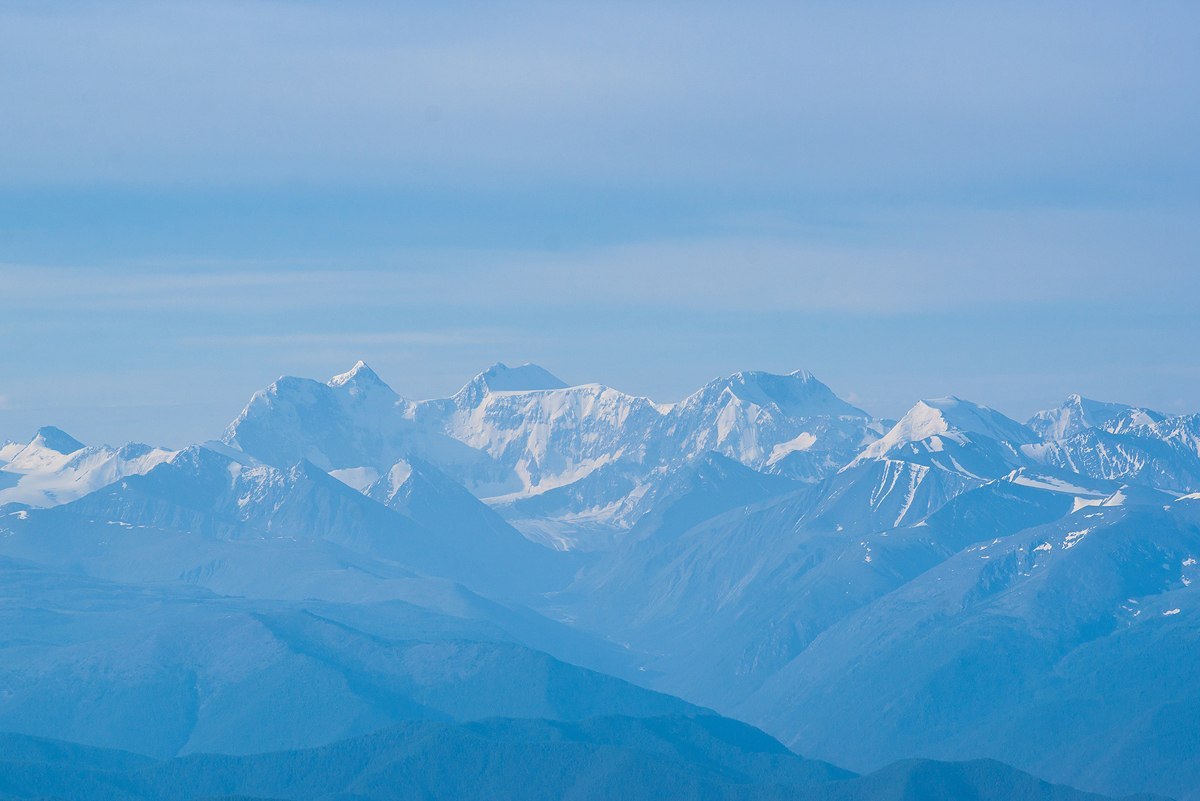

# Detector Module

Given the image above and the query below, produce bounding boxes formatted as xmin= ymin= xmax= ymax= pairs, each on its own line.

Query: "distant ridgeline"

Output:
xmin=0 ymin=721 xmax=1169 ymax=801
xmin=1 ymin=362 xmax=1198 ymax=800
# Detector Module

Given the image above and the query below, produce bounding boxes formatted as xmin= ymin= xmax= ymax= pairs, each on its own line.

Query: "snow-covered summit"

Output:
xmin=848 ymin=397 xmax=1034 ymax=477
xmin=678 ymin=370 xmax=868 ymax=421
xmin=3 ymin=426 xmax=88 ymax=474
xmin=660 ymin=370 xmax=880 ymax=481
xmin=0 ymin=426 xmax=174 ymax=508
xmin=1028 ymin=394 xmax=1165 ymax=440
xmin=472 ymin=362 xmax=567 ymax=393
xmin=327 ymin=360 xmax=392 ymax=392
xmin=1020 ymin=392 xmax=1195 ymax=493
xmin=216 ymin=363 xmax=889 ymax=547
xmin=451 ymin=362 xmax=569 ymax=409
xmin=223 ymin=362 xmax=442 ymax=472
xmin=28 ymin=425 xmax=86 ymax=455
xmin=867 ymin=397 xmax=1033 ymax=452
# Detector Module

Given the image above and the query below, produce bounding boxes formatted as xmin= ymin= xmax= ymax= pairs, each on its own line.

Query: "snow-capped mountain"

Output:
xmin=848 ymin=396 xmax=1035 ymax=477
xmin=1026 ymin=393 xmax=1165 ymax=440
xmin=0 ymin=426 xmax=174 ymax=508
xmin=221 ymin=362 xmax=889 ymax=548
xmin=661 ymin=370 xmax=885 ymax=480
xmin=798 ymin=397 xmax=1044 ymax=535
xmin=6 ymin=360 xmax=1200 ymax=800
xmin=447 ymin=361 xmax=569 ymax=404
xmin=742 ymin=491 xmax=1200 ymax=800
xmin=422 ymin=364 xmax=667 ymax=498
xmin=1024 ymin=396 xmax=1200 ymax=492
xmin=223 ymin=361 xmax=492 ymax=479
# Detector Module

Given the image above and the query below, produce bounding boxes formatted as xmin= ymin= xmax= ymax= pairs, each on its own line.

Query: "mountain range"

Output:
xmin=2 ymin=361 xmax=1198 ymax=800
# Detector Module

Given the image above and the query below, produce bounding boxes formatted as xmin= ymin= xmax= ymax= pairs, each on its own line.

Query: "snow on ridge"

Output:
xmin=213 ymin=362 xmax=890 ymax=548
xmin=767 ymin=432 xmax=818 ymax=465
xmin=1003 ymin=468 xmax=1109 ymax=497
xmin=1027 ymin=394 xmax=1147 ymax=440
xmin=848 ymin=397 xmax=1032 ymax=469
xmin=197 ymin=362 xmax=1200 ymax=550
xmin=0 ymin=430 xmax=176 ymax=509
xmin=328 ymin=359 xmax=383 ymax=388
xmin=676 ymin=369 xmax=868 ymax=421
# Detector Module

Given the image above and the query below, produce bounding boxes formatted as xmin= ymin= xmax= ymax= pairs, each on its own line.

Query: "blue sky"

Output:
xmin=2 ymin=1 xmax=1198 ymax=447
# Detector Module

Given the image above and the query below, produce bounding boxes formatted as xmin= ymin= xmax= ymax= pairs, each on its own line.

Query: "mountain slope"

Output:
xmin=59 ymin=444 xmax=566 ymax=599
xmin=558 ymin=467 xmax=1096 ymax=710
xmin=8 ymin=361 xmax=1200 ymax=801
xmin=741 ymin=494 xmax=1200 ymax=800
xmin=0 ymin=555 xmax=697 ymax=759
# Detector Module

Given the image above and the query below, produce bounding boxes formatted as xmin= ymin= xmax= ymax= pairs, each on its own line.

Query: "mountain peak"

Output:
xmin=457 ymin=363 xmax=569 ymax=399
xmin=1027 ymin=394 xmax=1160 ymax=440
xmin=850 ymin=396 xmax=1034 ymax=468
xmin=30 ymin=426 xmax=85 ymax=455
xmin=912 ymin=397 xmax=1032 ymax=441
xmin=328 ymin=360 xmax=385 ymax=389
xmin=688 ymin=369 xmax=867 ymax=419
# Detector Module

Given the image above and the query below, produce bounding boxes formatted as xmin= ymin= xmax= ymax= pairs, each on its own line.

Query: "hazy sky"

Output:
xmin=2 ymin=1 xmax=1198 ymax=447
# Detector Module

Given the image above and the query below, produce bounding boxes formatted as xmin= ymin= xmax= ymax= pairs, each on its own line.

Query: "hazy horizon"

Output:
xmin=3 ymin=1 xmax=1198 ymax=447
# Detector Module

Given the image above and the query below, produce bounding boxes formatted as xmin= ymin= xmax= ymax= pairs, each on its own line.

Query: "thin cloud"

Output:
xmin=4 ymin=202 xmax=1198 ymax=316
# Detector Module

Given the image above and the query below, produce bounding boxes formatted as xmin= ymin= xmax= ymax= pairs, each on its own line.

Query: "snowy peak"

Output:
xmin=29 ymin=426 xmax=85 ymax=455
xmin=328 ymin=359 xmax=375 ymax=385
xmin=223 ymin=363 xmax=428 ymax=472
xmin=3 ymin=426 xmax=89 ymax=474
xmin=359 ymin=458 xmax=415 ymax=505
xmin=0 ymin=427 xmax=175 ymax=508
xmin=453 ymin=362 xmax=569 ymax=407
xmin=327 ymin=360 xmax=396 ymax=397
xmin=1021 ymin=402 xmax=1197 ymax=493
xmin=480 ymin=362 xmax=568 ymax=392
xmin=1028 ymin=394 xmax=1164 ymax=440
xmin=848 ymin=397 xmax=1034 ymax=476
xmin=648 ymin=370 xmax=883 ymax=486
xmin=890 ymin=397 xmax=1032 ymax=447
xmin=682 ymin=370 xmax=867 ymax=420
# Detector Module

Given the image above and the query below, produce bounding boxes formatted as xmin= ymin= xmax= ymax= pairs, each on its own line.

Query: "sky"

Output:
xmin=1 ymin=0 xmax=1198 ymax=447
